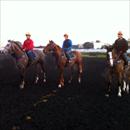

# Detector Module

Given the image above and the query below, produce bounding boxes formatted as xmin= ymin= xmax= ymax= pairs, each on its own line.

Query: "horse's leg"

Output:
xmin=58 ymin=67 xmax=64 ymax=88
xmin=39 ymin=60 xmax=46 ymax=83
xmin=105 ymin=79 xmax=112 ymax=97
xmin=123 ymin=80 xmax=127 ymax=92
xmin=78 ymin=62 xmax=83 ymax=83
xmin=34 ymin=64 xmax=45 ymax=84
xmin=118 ymin=73 xmax=123 ymax=97
xmin=126 ymin=80 xmax=129 ymax=94
xmin=68 ymin=66 xmax=73 ymax=84
xmin=33 ymin=64 xmax=39 ymax=84
xmin=20 ymin=72 xmax=25 ymax=89
xmin=20 ymin=80 xmax=25 ymax=89
xmin=105 ymin=70 xmax=112 ymax=97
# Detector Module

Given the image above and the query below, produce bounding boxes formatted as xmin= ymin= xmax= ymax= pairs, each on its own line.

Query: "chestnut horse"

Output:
xmin=3 ymin=40 xmax=46 ymax=88
xmin=43 ymin=40 xmax=83 ymax=88
xmin=105 ymin=45 xmax=125 ymax=97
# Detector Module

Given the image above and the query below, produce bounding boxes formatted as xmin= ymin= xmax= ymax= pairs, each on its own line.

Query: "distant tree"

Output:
xmin=96 ymin=40 xmax=101 ymax=43
xmin=83 ymin=42 xmax=94 ymax=49
xmin=72 ymin=45 xmax=78 ymax=49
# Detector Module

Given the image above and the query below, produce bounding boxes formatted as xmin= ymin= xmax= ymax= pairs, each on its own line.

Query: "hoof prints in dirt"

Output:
xmin=0 ymin=58 xmax=130 ymax=130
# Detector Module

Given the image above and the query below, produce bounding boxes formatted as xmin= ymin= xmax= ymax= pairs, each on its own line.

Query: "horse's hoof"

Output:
xmin=105 ymin=94 xmax=109 ymax=97
xmin=20 ymin=85 xmax=24 ymax=89
xmin=126 ymin=88 xmax=129 ymax=94
xmin=35 ymin=80 xmax=38 ymax=84
xmin=43 ymin=79 xmax=46 ymax=83
xmin=68 ymin=80 xmax=71 ymax=84
xmin=58 ymin=84 xmax=62 ymax=88
xmin=78 ymin=78 xmax=81 ymax=83
xmin=122 ymin=87 xmax=126 ymax=92
xmin=35 ymin=77 xmax=39 ymax=84
xmin=118 ymin=93 xmax=122 ymax=97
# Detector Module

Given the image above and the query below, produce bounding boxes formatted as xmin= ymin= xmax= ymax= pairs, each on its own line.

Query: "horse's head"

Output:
xmin=43 ymin=40 xmax=58 ymax=54
xmin=108 ymin=51 xmax=114 ymax=67
xmin=103 ymin=45 xmax=113 ymax=52
xmin=3 ymin=41 xmax=13 ymax=54
xmin=3 ymin=40 xmax=23 ymax=55
xmin=108 ymin=48 xmax=122 ymax=67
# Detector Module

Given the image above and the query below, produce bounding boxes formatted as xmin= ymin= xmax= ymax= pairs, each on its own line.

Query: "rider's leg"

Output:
xmin=65 ymin=51 xmax=72 ymax=63
xmin=65 ymin=51 xmax=70 ymax=59
xmin=27 ymin=51 xmax=35 ymax=60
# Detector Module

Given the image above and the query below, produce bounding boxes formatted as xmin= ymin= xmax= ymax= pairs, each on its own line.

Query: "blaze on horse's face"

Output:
xmin=108 ymin=52 xmax=114 ymax=67
xmin=44 ymin=41 xmax=56 ymax=54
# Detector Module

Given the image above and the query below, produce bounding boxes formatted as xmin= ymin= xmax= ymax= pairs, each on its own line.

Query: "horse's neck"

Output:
xmin=55 ymin=46 xmax=63 ymax=57
xmin=112 ymin=49 xmax=118 ymax=59
xmin=13 ymin=44 xmax=25 ymax=57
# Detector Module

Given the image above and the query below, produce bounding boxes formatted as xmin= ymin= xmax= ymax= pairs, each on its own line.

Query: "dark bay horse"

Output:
xmin=3 ymin=40 xmax=46 ymax=88
xmin=43 ymin=40 xmax=83 ymax=88
xmin=105 ymin=45 xmax=125 ymax=97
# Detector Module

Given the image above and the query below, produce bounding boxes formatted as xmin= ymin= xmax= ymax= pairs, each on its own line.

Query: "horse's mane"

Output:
xmin=104 ymin=45 xmax=113 ymax=52
xmin=49 ymin=40 xmax=62 ymax=51
xmin=8 ymin=40 xmax=22 ymax=50
xmin=56 ymin=44 xmax=62 ymax=50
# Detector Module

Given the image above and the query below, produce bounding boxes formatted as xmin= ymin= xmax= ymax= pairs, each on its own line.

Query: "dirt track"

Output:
xmin=0 ymin=57 xmax=130 ymax=130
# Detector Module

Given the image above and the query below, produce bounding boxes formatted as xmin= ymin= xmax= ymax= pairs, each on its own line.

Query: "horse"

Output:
xmin=43 ymin=40 xmax=83 ymax=88
xmin=104 ymin=45 xmax=125 ymax=97
xmin=2 ymin=40 xmax=46 ymax=88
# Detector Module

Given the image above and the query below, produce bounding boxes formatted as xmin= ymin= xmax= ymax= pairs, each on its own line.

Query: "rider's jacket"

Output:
xmin=113 ymin=38 xmax=128 ymax=54
xmin=62 ymin=39 xmax=72 ymax=52
xmin=22 ymin=38 xmax=34 ymax=51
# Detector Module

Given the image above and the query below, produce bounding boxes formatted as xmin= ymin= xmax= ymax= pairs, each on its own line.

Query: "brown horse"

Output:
xmin=3 ymin=40 xmax=46 ymax=88
xmin=43 ymin=40 xmax=83 ymax=88
xmin=104 ymin=45 xmax=125 ymax=97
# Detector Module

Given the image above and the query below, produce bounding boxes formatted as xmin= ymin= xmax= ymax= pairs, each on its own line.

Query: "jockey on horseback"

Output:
xmin=62 ymin=34 xmax=73 ymax=63
xmin=22 ymin=32 xmax=35 ymax=62
xmin=112 ymin=31 xmax=130 ymax=65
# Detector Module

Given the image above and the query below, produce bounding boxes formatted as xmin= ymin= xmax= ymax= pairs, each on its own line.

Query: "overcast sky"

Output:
xmin=0 ymin=0 xmax=129 ymax=47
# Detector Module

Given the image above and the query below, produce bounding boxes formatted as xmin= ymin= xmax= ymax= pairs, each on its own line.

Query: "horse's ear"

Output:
xmin=8 ymin=40 xmax=11 ymax=42
xmin=50 ymin=40 xmax=54 ymax=44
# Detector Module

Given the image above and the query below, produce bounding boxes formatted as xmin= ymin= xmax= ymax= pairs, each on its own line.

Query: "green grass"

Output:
xmin=81 ymin=52 xmax=107 ymax=58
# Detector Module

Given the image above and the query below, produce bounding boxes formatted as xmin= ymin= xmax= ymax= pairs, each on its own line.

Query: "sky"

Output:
xmin=0 ymin=0 xmax=130 ymax=47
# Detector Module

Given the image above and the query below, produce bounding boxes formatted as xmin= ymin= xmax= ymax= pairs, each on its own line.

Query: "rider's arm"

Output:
xmin=122 ymin=39 xmax=128 ymax=52
xmin=112 ymin=40 xmax=117 ymax=49
xmin=67 ymin=40 xmax=72 ymax=51
xmin=28 ymin=39 xmax=34 ymax=50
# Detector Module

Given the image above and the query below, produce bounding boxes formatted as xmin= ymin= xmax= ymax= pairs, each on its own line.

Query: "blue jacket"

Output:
xmin=62 ymin=39 xmax=72 ymax=51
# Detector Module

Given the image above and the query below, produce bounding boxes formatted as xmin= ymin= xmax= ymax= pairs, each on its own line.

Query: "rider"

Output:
xmin=112 ymin=31 xmax=130 ymax=65
xmin=22 ymin=32 xmax=35 ymax=62
xmin=62 ymin=33 xmax=73 ymax=63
